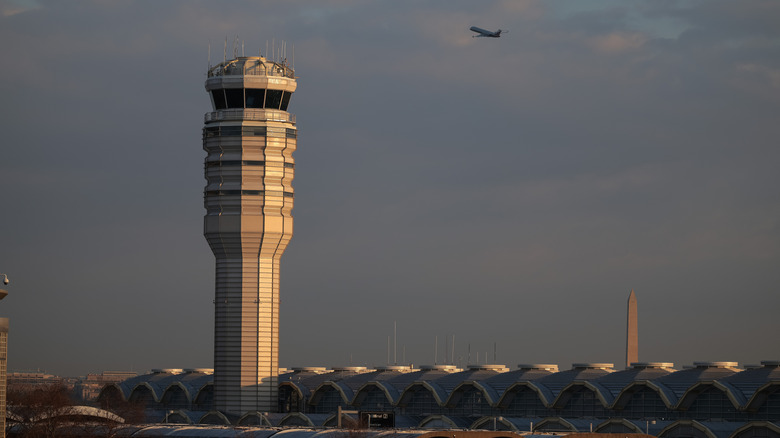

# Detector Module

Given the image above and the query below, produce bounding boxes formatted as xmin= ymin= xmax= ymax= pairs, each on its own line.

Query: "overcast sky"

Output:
xmin=0 ymin=0 xmax=778 ymax=377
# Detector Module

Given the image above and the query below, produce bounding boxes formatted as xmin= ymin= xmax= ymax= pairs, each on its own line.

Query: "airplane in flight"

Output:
xmin=470 ymin=26 xmax=504 ymax=38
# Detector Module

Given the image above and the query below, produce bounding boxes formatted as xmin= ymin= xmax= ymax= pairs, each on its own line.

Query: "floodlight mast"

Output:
xmin=0 ymin=272 xmax=9 ymax=438
xmin=0 ymin=274 xmax=7 ymax=302
xmin=203 ymin=51 xmax=297 ymax=415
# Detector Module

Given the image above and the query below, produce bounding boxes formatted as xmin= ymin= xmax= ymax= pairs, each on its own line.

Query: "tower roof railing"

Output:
xmin=207 ymin=56 xmax=295 ymax=79
xmin=204 ymin=109 xmax=296 ymax=124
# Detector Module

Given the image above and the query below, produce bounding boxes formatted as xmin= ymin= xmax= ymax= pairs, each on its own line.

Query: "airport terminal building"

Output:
xmin=97 ymin=360 xmax=780 ymax=438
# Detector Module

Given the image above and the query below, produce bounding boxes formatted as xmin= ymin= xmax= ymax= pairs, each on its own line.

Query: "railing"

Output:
xmin=204 ymin=109 xmax=295 ymax=123
xmin=208 ymin=59 xmax=295 ymax=79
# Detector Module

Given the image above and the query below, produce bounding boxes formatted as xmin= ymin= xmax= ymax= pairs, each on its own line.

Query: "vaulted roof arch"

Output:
xmin=419 ymin=414 xmax=471 ymax=429
xmin=445 ymin=381 xmax=500 ymax=408
xmin=397 ymin=381 xmax=448 ymax=407
xmin=552 ymin=381 xmax=611 ymax=409
xmin=743 ymin=382 xmax=780 ymax=412
xmin=658 ymin=420 xmax=720 ymax=438
xmin=730 ymin=421 xmax=780 ymax=438
xmin=676 ymin=381 xmax=742 ymax=410
xmin=161 ymin=381 xmax=193 ymax=404
xmin=611 ymin=380 xmax=676 ymax=410
xmin=309 ymin=381 xmax=352 ymax=407
xmin=496 ymin=381 xmax=553 ymax=408
xmin=279 ymin=412 xmax=316 ymax=427
xmin=352 ymin=381 xmax=398 ymax=406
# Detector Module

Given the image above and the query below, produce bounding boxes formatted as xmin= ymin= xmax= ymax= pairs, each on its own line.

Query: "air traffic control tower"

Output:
xmin=203 ymin=55 xmax=297 ymax=414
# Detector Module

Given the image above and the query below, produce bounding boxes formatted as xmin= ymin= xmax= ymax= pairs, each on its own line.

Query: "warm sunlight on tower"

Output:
xmin=203 ymin=53 xmax=297 ymax=414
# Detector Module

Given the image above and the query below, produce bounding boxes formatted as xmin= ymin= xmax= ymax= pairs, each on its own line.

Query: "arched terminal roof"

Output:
xmin=419 ymin=414 xmax=472 ymax=429
xmin=322 ymin=366 xmax=413 ymax=405
xmin=731 ymin=421 xmax=780 ymax=438
xmin=483 ymin=364 xmax=558 ymax=395
xmin=658 ymin=419 xmax=744 ymax=438
xmin=277 ymin=412 xmax=320 ymax=427
xmin=523 ymin=363 xmax=615 ymax=406
xmin=113 ymin=369 xmax=187 ymax=402
xmin=426 ymin=365 xmax=509 ymax=408
xmin=597 ymin=362 xmax=675 ymax=402
xmin=161 ymin=369 xmax=214 ymax=404
xmin=470 ymin=416 xmax=530 ymax=431
xmin=651 ymin=362 xmax=741 ymax=408
xmin=556 ymin=362 xmax=675 ymax=408
xmin=384 ymin=366 xmax=462 ymax=394
xmin=164 ymin=409 xmax=210 ymax=425
xmin=309 ymin=367 xmax=401 ymax=407
xmin=284 ymin=367 xmax=370 ymax=401
xmin=594 ymin=418 xmax=674 ymax=435
xmin=718 ymin=361 xmax=780 ymax=410
xmin=29 ymin=405 xmax=125 ymax=423
xmin=491 ymin=365 xmax=560 ymax=409
xmin=534 ymin=417 xmax=599 ymax=433
xmin=105 ymin=358 xmax=780 ymax=429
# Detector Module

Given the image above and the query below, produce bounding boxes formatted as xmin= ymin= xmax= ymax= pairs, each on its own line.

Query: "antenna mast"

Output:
xmin=394 ymin=320 xmax=397 ymax=365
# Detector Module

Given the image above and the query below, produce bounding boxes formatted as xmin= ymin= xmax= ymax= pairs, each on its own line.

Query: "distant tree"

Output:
xmin=7 ymin=383 xmax=136 ymax=438
xmin=8 ymin=383 xmax=73 ymax=438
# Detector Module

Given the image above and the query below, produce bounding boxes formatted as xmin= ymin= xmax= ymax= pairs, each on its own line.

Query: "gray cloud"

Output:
xmin=0 ymin=0 xmax=777 ymax=376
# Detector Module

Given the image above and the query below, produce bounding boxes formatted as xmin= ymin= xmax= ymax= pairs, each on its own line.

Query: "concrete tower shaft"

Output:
xmin=203 ymin=56 xmax=297 ymax=415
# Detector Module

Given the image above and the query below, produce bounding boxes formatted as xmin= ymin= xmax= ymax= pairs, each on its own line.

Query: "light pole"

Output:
xmin=0 ymin=273 xmax=9 ymax=438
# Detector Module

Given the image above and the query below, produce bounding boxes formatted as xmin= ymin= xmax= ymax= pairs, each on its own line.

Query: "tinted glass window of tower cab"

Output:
xmin=211 ymin=88 xmax=292 ymax=111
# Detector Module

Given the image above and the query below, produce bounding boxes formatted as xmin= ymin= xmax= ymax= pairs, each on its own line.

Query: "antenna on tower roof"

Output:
xmin=223 ymin=37 xmax=227 ymax=63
